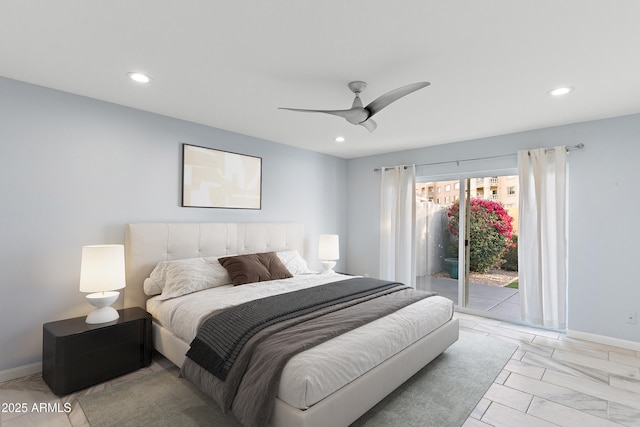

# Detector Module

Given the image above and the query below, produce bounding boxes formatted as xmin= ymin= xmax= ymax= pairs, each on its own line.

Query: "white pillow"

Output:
xmin=144 ymin=256 xmax=231 ymax=300
xmin=276 ymin=250 xmax=313 ymax=275
xmin=143 ymin=277 xmax=163 ymax=296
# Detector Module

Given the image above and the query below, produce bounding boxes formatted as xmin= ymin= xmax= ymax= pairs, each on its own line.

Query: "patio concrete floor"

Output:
xmin=416 ymin=275 xmax=520 ymax=319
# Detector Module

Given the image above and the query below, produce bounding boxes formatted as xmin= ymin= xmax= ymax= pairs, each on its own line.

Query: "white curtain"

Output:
xmin=380 ymin=165 xmax=416 ymax=287
xmin=518 ymin=147 xmax=568 ymax=329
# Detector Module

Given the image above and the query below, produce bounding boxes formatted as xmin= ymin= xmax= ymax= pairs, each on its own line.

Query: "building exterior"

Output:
xmin=416 ymin=176 xmax=519 ymax=234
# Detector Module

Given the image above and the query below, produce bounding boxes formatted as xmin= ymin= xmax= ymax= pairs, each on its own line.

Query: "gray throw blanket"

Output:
xmin=186 ymin=277 xmax=404 ymax=380
xmin=182 ymin=278 xmax=436 ymax=427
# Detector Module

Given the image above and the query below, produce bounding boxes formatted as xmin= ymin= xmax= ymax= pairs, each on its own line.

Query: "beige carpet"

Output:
xmin=79 ymin=330 xmax=516 ymax=427
xmin=79 ymin=367 xmax=241 ymax=427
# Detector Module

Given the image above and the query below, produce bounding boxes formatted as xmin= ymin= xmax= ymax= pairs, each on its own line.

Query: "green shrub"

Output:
xmin=447 ymin=199 xmax=514 ymax=273
xmin=502 ymin=234 xmax=518 ymax=271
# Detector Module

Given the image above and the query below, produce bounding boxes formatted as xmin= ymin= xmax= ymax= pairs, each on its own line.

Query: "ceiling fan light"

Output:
xmin=335 ymin=136 xmax=345 ymax=143
xmin=548 ymin=86 xmax=573 ymax=96
xmin=127 ymin=72 xmax=152 ymax=83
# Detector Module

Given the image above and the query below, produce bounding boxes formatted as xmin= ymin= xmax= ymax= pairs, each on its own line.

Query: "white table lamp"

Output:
xmin=319 ymin=234 xmax=339 ymax=273
xmin=79 ymin=244 xmax=126 ymax=324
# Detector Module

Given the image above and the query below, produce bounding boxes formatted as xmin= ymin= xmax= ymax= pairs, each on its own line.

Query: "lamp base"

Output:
xmin=85 ymin=291 xmax=120 ymax=324
xmin=85 ymin=306 xmax=120 ymax=324
xmin=321 ymin=260 xmax=337 ymax=274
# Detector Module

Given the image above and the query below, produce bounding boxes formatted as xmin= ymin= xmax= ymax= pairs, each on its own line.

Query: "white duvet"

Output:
xmin=147 ymin=273 xmax=454 ymax=409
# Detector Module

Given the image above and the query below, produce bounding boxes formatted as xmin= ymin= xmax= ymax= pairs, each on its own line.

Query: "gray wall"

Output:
xmin=0 ymin=77 xmax=348 ymax=372
xmin=347 ymin=114 xmax=640 ymax=344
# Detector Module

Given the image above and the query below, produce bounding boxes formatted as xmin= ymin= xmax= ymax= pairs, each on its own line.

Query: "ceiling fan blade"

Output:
xmin=279 ymin=107 xmax=369 ymax=124
xmin=365 ymin=82 xmax=430 ymax=117
xmin=279 ymin=107 xmax=354 ymax=120
xmin=359 ymin=118 xmax=377 ymax=133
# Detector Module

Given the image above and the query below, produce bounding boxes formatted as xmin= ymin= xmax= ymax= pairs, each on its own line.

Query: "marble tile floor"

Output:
xmin=458 ymin=312 xmax=640 ymax=427
xmin=1 ymin=312 xmax=639 ymax=426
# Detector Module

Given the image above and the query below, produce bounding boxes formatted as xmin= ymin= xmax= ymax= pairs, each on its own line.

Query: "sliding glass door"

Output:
xmin=416 ymin=174 xmax=519 ymax=320
xmin=415 ymin=179 xmax=461 ymax=304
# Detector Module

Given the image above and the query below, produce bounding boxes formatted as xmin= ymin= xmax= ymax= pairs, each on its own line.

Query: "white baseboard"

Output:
xmin=0 ymin=362 xmax=41 ymax=383
xmin=567 ymin=329 xmax=640 ymax=352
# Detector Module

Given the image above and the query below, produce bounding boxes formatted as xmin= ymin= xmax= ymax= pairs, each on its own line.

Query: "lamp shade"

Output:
xmin=79 ymin=244 xmax=126 ymax=293
xmin=318 ymin=234 xmax=339 ymax=260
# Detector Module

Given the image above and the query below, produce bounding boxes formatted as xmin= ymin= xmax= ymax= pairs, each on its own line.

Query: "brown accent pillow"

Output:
xmin=218 ymin=252 xmax=292 ymax=286
xmin=257 ymin=252 xmax=294 ymax=281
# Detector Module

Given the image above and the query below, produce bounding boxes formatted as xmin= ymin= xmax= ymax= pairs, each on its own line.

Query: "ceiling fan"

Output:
xmin=279 ymin=80 xmax=430 ymax=132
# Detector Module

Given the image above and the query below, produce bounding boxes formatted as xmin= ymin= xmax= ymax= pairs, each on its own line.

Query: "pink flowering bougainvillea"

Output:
xmin=447 ymin=198 xmax=515 ymax=273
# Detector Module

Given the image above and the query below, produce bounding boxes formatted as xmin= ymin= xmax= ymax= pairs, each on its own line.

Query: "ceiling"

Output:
xmin=2 ymin=1 xmax=640 ymax=159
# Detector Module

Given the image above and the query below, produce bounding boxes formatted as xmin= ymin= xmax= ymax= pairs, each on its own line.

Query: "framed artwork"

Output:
xmin=182 ymin=144 xmax=262 ymax=209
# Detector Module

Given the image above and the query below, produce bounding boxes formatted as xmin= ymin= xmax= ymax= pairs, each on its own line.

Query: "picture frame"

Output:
xmin=182 ymin=143 xmax=262 ymax=209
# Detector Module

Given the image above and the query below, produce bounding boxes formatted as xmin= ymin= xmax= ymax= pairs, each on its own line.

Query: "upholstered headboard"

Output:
xmin=124 ymin=222 xmax=305 ymax=309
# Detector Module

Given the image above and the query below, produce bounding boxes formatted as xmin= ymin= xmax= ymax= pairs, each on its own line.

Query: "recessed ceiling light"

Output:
xmin=126 ymin=72 xmax=152 ymax=83
xmin=548 ymin=86 xmax=573 ymax=96
xmin=335 ymin=136 xmax=345 ymax=143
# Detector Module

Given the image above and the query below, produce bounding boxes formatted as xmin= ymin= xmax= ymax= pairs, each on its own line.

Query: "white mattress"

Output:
xmin=147 ymin=274 xmax=454 ymax=409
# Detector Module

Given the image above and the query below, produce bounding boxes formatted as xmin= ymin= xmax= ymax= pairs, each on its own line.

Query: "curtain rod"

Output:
xmin=373 ymin=143 xmax=584 ymax=172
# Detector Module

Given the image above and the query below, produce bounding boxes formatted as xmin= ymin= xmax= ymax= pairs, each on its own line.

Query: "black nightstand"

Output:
xmin=42 ymin=307 xmax=152 ymax=395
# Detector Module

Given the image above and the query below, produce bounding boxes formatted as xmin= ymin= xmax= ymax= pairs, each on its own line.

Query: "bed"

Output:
xmin=124 ymin=222 xmax=458 ymax=427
